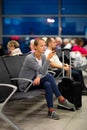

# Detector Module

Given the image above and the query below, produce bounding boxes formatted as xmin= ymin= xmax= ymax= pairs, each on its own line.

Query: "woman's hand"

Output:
xmin=33 ymin=77 xmax=41 ymax=86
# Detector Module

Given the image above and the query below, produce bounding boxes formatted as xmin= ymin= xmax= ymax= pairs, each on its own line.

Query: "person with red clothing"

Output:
xmin=72 ymin=38 xmax=87 ymax=57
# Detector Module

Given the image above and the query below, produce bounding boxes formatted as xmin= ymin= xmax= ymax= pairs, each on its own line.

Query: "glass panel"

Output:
xmin=3 ymin=0 xmax=58 ymax=15
xmin=62 ymin=0 xmax=87 ymax=14
xmin=62 ymin=17 xmax=87 ymax=36
xmin=3 ymin=17 xmax=58 ymax=35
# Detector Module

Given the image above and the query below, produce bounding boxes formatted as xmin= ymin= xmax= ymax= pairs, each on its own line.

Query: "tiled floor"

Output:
xmin=0 ymin=77 xmax=87 ymax=130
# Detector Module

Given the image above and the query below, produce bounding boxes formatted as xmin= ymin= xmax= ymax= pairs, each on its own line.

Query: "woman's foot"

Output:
xmin=58 ymin=99 xmax=76 ymax=110
xmin=48 ymin=110 xmax=60 ymax=120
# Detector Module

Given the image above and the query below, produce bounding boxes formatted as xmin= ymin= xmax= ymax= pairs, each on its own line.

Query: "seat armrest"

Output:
xmin=48 ymin=70 xmax=56 ymax=76
xmin=0 ymin=84 xmax=17 ymax=107
xmin=11 ymin=78 xmax=33 ymax=92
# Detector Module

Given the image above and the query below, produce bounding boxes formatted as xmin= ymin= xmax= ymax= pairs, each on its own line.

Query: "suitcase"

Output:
xmin=58 ymin=49 xmax=82 ymax=110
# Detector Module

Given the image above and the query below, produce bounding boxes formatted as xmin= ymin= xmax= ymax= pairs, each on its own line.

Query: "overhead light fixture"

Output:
xmin=47 ymin=18 xmax=55 ymax=23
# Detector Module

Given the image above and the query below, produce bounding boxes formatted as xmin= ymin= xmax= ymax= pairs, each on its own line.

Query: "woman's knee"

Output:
xmin=46 ymin=73 xmax=54 ymax=80
xmin=44 ymin=81 xmax=52 ymax=91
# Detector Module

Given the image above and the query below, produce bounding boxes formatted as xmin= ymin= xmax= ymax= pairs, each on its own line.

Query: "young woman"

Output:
xmin=19 ymin=38 xmax=75 ymax=120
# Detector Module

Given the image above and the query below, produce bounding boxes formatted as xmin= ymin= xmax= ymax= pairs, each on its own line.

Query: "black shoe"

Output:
xmin=82 ymin=89 xmax=87 ymax=95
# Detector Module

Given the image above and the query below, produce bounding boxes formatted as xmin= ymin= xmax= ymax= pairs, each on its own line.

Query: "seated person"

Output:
xmin=7 ymin=40 xmax=22 ymax=56
xmin=72 ymin=38 xmax=87 ymax=57
xmin=29 ymin=39 xmax=35 ymax=53
xmin=44 ymin=37 xmax=87 ymax=95
xmin=19 ymin=38 xmax=75 ymax=120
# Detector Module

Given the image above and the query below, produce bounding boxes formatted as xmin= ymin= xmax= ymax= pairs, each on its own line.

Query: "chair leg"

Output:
xmin=0 ymin=112 xmax=22 ymax=130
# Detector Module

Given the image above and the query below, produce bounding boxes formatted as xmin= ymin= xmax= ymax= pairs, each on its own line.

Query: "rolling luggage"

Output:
xmin=58 ymin=49 xmax=82 ymax=110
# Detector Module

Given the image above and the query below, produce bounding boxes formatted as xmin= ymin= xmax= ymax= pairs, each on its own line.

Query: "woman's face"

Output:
xmin=8 ymin=46 xmax=15 ymax=53
xmin=34 ymin=39 xmax=46 ymax=54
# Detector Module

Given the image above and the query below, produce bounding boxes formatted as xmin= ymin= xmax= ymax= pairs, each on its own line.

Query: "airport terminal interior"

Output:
xmin=0 ymin=0 xmax=87 ymax=130
xmin=0 ymin=76 xmax=87 ymax=130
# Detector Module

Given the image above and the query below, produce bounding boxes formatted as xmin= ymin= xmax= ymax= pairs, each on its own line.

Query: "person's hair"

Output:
xmin=7 ymin=40 xmax=20 ymax=49
xmin=30 ymin=39 xmax=35 ymax=45
xmin=46 ymin=37 xmax=52 ymax=46
xmin=34 ymin=38 xmax=44 ymax=46
xmin=46 ymin=37 xmax=55 ymax=46
xmin=75 ymin=38 xmax=83 ymax=45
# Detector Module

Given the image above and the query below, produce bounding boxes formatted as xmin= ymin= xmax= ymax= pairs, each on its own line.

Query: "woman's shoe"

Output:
xmin=48 ymin=110 xmax=60 ymax=120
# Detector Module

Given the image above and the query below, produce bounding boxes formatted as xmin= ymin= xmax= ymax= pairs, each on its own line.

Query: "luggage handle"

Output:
xmin=62 ymin=49 xmax=72 ymax=79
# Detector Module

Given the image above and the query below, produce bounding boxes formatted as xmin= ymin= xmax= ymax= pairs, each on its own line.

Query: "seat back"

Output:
xmin=2 ymin=56 xmax=22 ymax=91
xmin=56 ymin=48 xmax=62 ymax=59
xmin=2 ymin=54 xmax=28 ymax=78
xmin=2 ymin=55 xmax=28 ymax=91
xmin=18 ymin=54 xmax=28 ymax=66
xmin=2 ymin=56 xmax=22 ymax=78
xmin=0 ymin=57 xmax=11 ymax=84
xmin=0 ymin=57 xmax=16 ymax=103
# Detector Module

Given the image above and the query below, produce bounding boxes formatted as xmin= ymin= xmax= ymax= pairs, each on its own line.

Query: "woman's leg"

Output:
xmin=42 ymin=81 xmax=53 ymax=108
xmin=40 ymin=73 xmax=61 ymax=98
xmin=40 ymin=74 xmax=60 ymax=120
xmin=40 ymin=73 xmax=75 ymax=111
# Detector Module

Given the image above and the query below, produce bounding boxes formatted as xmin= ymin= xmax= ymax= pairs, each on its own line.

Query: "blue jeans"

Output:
xmin=40 ymin=73 xmax=61 ymax=108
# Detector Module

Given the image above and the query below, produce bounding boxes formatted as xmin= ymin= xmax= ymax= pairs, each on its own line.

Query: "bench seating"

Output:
xmin=0 ymin=55 xmax=44 ymax=130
